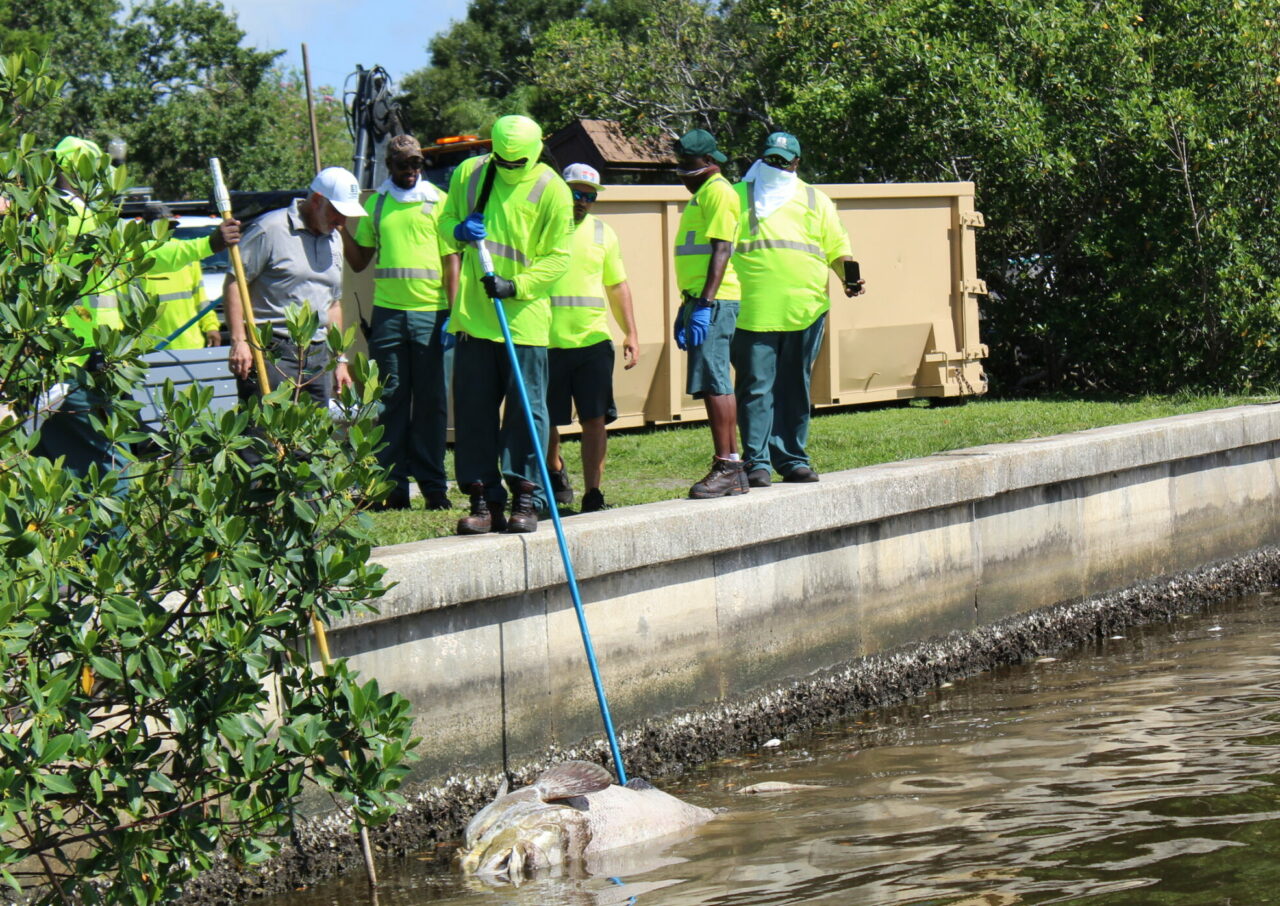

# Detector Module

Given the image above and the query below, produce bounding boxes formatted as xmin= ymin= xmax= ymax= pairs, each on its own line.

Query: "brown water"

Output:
xmin=270 ymin=592 xmax=1280 ymax=906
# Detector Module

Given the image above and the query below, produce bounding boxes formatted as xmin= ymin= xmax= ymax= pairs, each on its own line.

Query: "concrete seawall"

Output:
xmin=330 ymin=404 xmax=1280 ymax=783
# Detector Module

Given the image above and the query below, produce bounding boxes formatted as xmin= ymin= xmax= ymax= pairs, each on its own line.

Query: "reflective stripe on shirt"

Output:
xmin=374 ymin=267 xmax=441 ymax=280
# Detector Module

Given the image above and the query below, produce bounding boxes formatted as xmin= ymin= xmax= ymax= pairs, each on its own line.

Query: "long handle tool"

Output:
xmin=474 ymin=240 xmax=628 ymax=784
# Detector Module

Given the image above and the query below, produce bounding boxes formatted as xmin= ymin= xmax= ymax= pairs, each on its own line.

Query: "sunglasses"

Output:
xmin=571 ymin=189 xmax=597 ymax=203
xmin=493 ymin=155 xmax=527 ymax=170
xmin=390 ymin=157 xmax=424 ymax=171
xmin=762 ymin=155 xmax=791 ymax=169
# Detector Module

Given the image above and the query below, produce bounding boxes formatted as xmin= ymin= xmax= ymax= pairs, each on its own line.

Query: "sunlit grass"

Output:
xmin=368 ymin=393 xmax=1272 ymax=548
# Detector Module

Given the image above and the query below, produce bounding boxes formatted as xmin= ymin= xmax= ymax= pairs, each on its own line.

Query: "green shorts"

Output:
xmin=684 ymin=299 xmax=739 ymax=398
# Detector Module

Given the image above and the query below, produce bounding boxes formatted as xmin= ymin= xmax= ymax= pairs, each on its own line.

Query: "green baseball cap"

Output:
xmin=761 ymin=132 xmax=801 ymax=162
xmin=674 ymin=129 xmax=727 ymax=164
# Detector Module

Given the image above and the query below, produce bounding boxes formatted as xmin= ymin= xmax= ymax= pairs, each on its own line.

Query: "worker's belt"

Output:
xmin=374 ymin=267 xmax=441 ymax=280
xmin=551 ymin=295 xmax=605 ymax=308
xmin=734 ymin=238 xmax=824 ymax=256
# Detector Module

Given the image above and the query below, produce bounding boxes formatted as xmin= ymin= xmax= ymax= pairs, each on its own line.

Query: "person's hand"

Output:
xmin=685 ymin=303 xmax=713 ymax=347
xmin=204 ymin=330 xmax=222 ymax=347
xmin=0 ymin=196 xmax=10 ymax=215
xmin=454 ymin=212 xmax=486 ymax=242
xmin=623 ymin=332 xmax=639 ymax=369
xmin=673 ymin=305 xmax=687 ymax=351
xmin=228 ymin=338 xmax=253 ymax=380
xmin=482 ymin=273 xmax=516 ymax=299
xmin=210 ymin=218 xmax=241 ymax=253
xmin=335 ymin=361 xmax=354 ymax=392
xmin=438 ymin=315 xmax=457 ymax=350
xmin=843 ymin=279 xmax=865 ymax=298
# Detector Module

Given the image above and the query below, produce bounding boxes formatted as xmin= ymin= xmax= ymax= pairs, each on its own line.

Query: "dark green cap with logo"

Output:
xmin=761 ymin=132 xmax=801 ymax=162
xmin=674 ymin=128 xmax=727 ymax=163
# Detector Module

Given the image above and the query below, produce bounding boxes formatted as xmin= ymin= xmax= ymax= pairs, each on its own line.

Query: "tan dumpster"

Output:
xmin=341 ymin=181 xmax=987 ymax=434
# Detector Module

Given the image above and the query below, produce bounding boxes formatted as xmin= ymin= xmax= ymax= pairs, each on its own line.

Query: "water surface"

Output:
xmin=269 ymin=593 xmax=1280 ymax=905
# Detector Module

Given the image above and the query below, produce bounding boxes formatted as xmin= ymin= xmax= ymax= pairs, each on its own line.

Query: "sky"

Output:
xmin=217 ymin=0 xmax=471 ymax=94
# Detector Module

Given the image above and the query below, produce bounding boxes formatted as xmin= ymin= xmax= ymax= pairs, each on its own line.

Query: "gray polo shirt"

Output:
xmin=238 ymin=199 xmax=343 ymax=342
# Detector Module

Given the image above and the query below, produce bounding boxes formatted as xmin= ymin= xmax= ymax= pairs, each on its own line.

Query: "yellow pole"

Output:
xmin=208 ymin=158 xmax=272 ymax=395
xmin=210 ymin=157 xmax=379 ymax=887
xmin=301 ymin=44 xmax=323 ymax=176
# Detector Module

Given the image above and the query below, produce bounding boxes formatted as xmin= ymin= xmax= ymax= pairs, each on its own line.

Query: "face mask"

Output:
xmin=491 ymin=115 xmax=543 ymax=187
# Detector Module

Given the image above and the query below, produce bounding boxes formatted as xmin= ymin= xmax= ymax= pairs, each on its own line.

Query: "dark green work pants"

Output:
xmin=35 ymin=382 xmax=117 ymax=478
xmin=452 ymin=335 xmax=548 ymax=508
xmin=730 ymin=314 xmax=827 ymax=478
xmin=368 ymin=306 xmax=451 ymax=494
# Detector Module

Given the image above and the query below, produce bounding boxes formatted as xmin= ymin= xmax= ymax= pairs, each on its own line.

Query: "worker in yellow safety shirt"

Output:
xmin=730 ymin=132 xmax=864 ymax=486
xmin=139 ymin=202 xmax=221 ymax=349
xmin=543 ymin=163 xmax=639 ymax=514
xmin=37 ymin=137 xmax=240 ymax=476
xmin=340 ymin=134 xmax=459 ymax=512
xmin=440 ymin=114 xmax=573 ymax=535
xmin=671 ymin=128 xmax=746 ymax=499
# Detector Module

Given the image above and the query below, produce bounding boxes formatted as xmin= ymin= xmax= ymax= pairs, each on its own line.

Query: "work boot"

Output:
xmin=689 ymin=457 xmax=748 ymax=499
xmin=421 ymin=485 xmax=453 ymax=510
xmin=549 ymin=463 xmax=574 ymax=506
xmin=783 ymin=465 xmax=820 ymax=483
xmin=370 ymin=485 xmax=410 ymax=511
xmin=747 ymin=468 xmax=772 ymax=488
xmin=581 ymin=487 xmax=608 ymax=512
xmin=506 ymin=480 xmax=539 ymax=533
xmin=456 ymin=482 xmax=506 ymax=534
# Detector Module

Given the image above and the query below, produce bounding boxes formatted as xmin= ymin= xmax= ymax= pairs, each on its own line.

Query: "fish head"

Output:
xmin=459 ymin=816 xmax=572 ymax=884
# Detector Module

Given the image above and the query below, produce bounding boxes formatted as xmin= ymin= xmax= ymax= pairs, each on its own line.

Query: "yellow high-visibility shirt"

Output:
xmin=673 ymin=173 xmax=741 ymax=301
xmin=353 ymin=189 xmax=450 ymax=311
xmin=547 ymin=214 xmax=626 ymax=349
xmin=732 ymin=179 xmax=852 ymax=332
xmin=143 ymin=261 xmax=215 ymax=349
xmin=439 ymin=155 xmax=573 ymax=346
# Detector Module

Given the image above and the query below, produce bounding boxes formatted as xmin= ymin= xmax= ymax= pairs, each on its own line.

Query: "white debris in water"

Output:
xmin=1034 ymin=657 xmax=1057 ymax=664
xmin=738 ymin=781 xmax=828 ymax=794
xmin=1110 ymin=635 xmax=1125 ymax=640
xmin=762 ymin=738 xmax=782 ymax=748
xmin=1207 ymin=625 xmax=1223 ymax=632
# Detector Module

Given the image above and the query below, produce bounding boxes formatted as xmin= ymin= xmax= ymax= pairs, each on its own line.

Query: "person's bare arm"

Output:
xmin=223 ymin=275 xmax=254 ymax=380
xmin=606 ymin=280 xmax=639 ymax=368
xmin=338 ymin=223 xmax=375 ymax=272
xmin=329 ymin=300 xmax=353 ymax=391
xmin=699 ymin=239 xmax=733 ymax=301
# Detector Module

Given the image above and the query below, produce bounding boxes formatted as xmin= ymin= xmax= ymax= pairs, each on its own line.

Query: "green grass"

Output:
xmin=367 ymin=393 xmax=1272 ymax=547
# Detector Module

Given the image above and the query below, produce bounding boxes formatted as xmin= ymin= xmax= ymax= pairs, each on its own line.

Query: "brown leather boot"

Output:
xmin=506 ymin=480 xmax=539 ymax=533
xmin=456 ymin=482 xmax=507 ymax=534
xmin=689 ymin=457 xmax=749 ymax=499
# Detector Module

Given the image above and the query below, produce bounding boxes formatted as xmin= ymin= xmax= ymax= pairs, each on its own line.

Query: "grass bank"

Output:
xmin=367 ymin=394 xmax=1271 ymax=547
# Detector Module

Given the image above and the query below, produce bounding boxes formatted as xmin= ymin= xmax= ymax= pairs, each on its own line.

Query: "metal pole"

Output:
xmin=474 ymin=241 xmax=628 ymax=784
xmin=301 ymin=44 xmax=323 ymax=175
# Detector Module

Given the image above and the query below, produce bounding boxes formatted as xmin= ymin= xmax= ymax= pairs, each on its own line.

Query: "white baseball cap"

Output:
xmin=309 ymin=166 xmax=366 ymax=217
xmin=562 ymin=163 xmax=603 ymax=192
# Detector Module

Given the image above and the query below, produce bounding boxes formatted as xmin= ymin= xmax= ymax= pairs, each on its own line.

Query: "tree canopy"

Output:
xmin=0 ymin=0 xmax=351 ymax=197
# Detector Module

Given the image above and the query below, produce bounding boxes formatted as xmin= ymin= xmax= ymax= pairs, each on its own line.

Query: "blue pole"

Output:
xmin=474 ymin=241 xmax=628 ymax=785
xmin=154 ymin=297 xmax=221 ymax=351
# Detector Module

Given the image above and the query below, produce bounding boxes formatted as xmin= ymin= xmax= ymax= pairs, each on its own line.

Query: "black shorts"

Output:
xmin=547 ymin=340 xmax=617 ymax=426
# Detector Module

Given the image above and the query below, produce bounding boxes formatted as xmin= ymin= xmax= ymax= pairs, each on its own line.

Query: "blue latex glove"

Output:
xmin=673 ymin=305 xmax=687 ymax=351
xmin=438 ymin=315 xmax=456 ymax=350
xmin=685 ymin=303 xmax=713 ymax=348
xmin=453 ymin=212 xmax=486 ymax=242
xmin=482 ymin=273 xmax=516 ymax=299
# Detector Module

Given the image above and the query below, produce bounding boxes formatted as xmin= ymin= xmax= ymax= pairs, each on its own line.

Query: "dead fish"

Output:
xmin=458 ymin=761 xmax=716 ymax=883
xmin=737 ymin=781 xmax=828 ymax=794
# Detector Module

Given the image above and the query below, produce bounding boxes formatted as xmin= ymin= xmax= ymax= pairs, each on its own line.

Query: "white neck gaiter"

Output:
xmin=378 ymin=177 xmax=439 ymax=204
xmin=743 ymin=159 xmax=798 ymax=221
